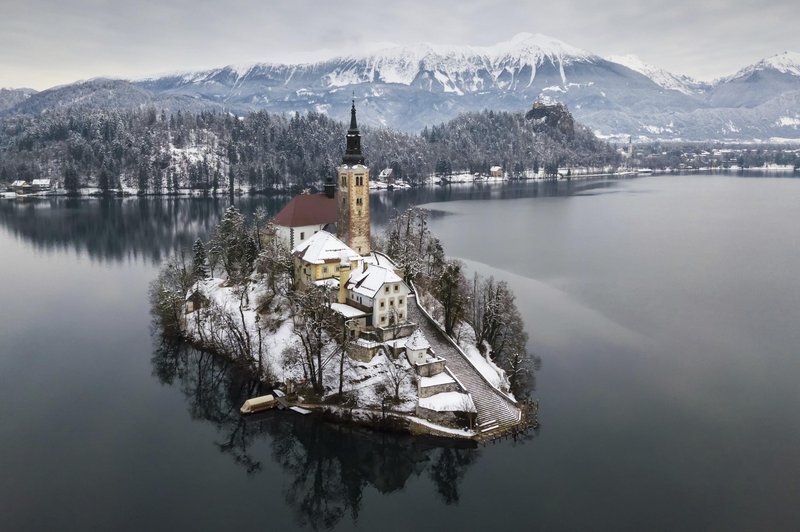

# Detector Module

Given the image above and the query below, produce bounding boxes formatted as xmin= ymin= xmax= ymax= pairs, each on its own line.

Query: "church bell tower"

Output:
xmin=337 ymin=100 xmax=371 ymax=255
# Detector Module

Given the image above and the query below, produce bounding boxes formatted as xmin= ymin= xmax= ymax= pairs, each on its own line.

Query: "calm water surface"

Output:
xmin=1 ymin=174 xmax=798 ymax=531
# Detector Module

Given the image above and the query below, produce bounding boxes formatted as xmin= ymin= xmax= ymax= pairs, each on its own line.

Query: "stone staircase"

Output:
xmin=406 ymin=293 xmax=521 ymax=438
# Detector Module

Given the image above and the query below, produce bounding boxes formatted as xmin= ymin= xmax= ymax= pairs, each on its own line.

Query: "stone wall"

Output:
xmin=349 ymin=341 xmax=379 ymax=362
xmin=415 ymin=358 xmax=446 ymax=377
xmin=417 ymin=379 xmax=461 ymax=398
xmin=415 ymin=405 xmax=475 ymax=428
xmin=374 ymin=322 xmax=416 ymax=342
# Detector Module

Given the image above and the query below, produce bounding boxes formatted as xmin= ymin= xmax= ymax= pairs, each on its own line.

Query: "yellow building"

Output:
xmin=292 ymin=230 xmax=361 ymax=289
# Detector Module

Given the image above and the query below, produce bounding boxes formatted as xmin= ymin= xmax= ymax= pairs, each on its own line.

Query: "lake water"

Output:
xmin=1 ymin=174 xmax=799 ymax=531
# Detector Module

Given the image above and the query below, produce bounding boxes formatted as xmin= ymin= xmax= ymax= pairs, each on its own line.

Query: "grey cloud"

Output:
xmin=0 ymin=0 xmax=795 ymax=89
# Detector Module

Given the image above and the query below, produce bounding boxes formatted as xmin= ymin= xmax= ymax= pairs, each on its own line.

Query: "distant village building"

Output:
xmin=31 ymin=179 xmax=52 ymax=193
xmin=378 ymin=168 xmax=395 ymax=183
xmin=490 ymin=165 xmax=503 ymax=177
xmin=11 ymin=180 xmax=31 ymax=195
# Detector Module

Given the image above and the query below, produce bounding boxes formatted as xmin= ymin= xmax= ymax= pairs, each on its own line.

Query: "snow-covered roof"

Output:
xmin=314 ymin=278 xmax=340 ymax=289
xmin=31 ymin=179 xmax=51 ymax=186
xmin=362 ymin=251 xmax=400 ymax=272
xmin=347 ymin=263 xmax=405 ymax=298
xmin=331 ymin=302 xmax=368 ymax=318
xmin=418 ymin=392 xmax=476 ymax=413
xmin=385 ymin=337 xmax=409 ymax=349
xmin=405 ymin=329 xmax=430 ymax=351
xmin=490 ymin=165 xmax=502 ymax=171
xmin=293 ymin=230 xmax=361 ymax=265
xmin=11 ymin=180 xmax=27 ymax=187
xmin=419 ymin=372 xmax=455 ymax=388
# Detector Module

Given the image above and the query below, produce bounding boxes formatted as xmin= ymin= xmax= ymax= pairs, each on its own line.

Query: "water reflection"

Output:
xmin=0 ymin=196 xmax=287 ymax=263
xmin=152 ymin=337 xmax=493 ymax=530
xmin=0 ymin=180 xmax=623 ymax=262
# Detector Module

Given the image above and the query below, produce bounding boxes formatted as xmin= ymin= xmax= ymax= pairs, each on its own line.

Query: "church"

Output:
xmin=286 ymin=102 xmax=414 ymax=348
xmin=273 ymin=100 xmax=370 ymax=252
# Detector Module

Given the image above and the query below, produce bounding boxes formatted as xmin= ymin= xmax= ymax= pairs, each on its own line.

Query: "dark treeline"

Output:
xmin=0 ymin=106 xmax=620 ymax=192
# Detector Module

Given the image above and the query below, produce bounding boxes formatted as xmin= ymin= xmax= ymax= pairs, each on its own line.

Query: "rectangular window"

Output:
xmin=398 ymin=297 xmax=404 ymax=305
xmin=385 ymin=286 xmax=390 ymax=294
xmin=380 ymin=300 xmax=385 ymax=309
xmin=389 ymin=299 xmax=394 ymax=306
xmin=394 ymin=284 xmax=399 ymax=292
xmin=300 ymin=232 xmax=305 ymax=240
xmin=322 ymin=266 xmax=328 ymax=274
xmin=380 ymin=316 xmax=386 ymax=324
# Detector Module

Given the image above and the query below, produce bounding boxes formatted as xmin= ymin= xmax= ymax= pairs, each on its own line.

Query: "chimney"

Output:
xmin=338 ymin=260 xmax=351 ymax=304
xmin=323 ymin=177 xmax=335 ymax=199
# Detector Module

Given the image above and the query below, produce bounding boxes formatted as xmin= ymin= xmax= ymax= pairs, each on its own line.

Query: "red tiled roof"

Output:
xmin=273 ymin=193 xmax=338 ymax=227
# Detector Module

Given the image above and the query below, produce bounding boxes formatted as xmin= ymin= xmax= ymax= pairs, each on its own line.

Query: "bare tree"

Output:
xmin=288 ymin=285 xmax=341 ymax=394
xmin=382 ymin=351 xmax=412 ymax=403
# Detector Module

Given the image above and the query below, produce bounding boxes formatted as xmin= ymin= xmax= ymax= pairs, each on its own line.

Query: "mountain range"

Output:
xmin=2 ymin=33 xmax=799 ymax=141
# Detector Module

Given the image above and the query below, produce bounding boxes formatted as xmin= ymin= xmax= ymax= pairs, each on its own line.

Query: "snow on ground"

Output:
xmin=340 ymin=350 xmax=417 ymax=412
xmin=184 ymin=278 xmax=418 ymax=411
xmin=454 ymin=321 xmax=508 ymax=391
xmin=419 ymin=372 xmax=456 ymax=387
xmin=419 ymin=391 xmax=476 ymax=413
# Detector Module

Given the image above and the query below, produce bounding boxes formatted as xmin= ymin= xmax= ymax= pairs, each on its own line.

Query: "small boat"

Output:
xmin=240 ymin=394 xmax=277 ymax=414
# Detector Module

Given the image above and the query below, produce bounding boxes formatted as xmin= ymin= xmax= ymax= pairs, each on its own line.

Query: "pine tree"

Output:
xmin=64 ymin=166 xmax=79 ymax=194
xmin=98 ymin=168 xmax=110 ymax=195
xmin=192 ymin=239 xmax=209 ymax=280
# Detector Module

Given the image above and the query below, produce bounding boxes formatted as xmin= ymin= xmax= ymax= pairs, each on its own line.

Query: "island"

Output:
xmin=151 ymin=102 xmax=538 ymax=441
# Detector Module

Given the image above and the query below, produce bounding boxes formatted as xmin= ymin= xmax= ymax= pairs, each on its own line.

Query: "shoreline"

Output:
xmin=4 ymin=166 xmax=796 ymax=201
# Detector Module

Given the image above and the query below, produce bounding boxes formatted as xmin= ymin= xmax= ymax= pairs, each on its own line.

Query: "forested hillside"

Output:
xmin=0 ymin=106 xmax=620 ymax=192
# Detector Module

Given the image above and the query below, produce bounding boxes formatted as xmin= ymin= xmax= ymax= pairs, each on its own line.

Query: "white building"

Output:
xmin=345 ymin=262 xmax=410 ymax=328
xmin=273 ymin=186 xmax=337 ymax=250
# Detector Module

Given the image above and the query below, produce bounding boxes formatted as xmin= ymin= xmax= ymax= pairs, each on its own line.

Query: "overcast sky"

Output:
xmin=1 ymin=0 xmax=796 ymax=90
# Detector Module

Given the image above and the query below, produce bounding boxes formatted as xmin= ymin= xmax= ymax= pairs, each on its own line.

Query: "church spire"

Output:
xmin=349 ymin=98 xmax=358 ymax=130
xmin=342 ymin=99 xmax=365 ymax=165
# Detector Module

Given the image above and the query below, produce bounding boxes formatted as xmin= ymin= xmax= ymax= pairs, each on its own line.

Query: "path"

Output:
xmin=407 ymin=293 xmax=521 ymax=436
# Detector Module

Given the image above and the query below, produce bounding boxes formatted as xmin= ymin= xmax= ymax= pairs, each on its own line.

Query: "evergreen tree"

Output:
xmin=192 ymin=239 xmax=209 ymax=280
xmin=98 ymin=167 xmax=111 ymax=195
xmin=64 ymin=166 xmax=79 ymax=194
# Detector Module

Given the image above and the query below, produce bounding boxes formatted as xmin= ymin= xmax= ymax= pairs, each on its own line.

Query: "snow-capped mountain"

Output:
xmin=605 ymin=54 xmax=709 ymax=95
xmin=2 ymin=34 xmax=799 ymax=141
xmin=724 ymin=51 xmax=800 ymax=82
